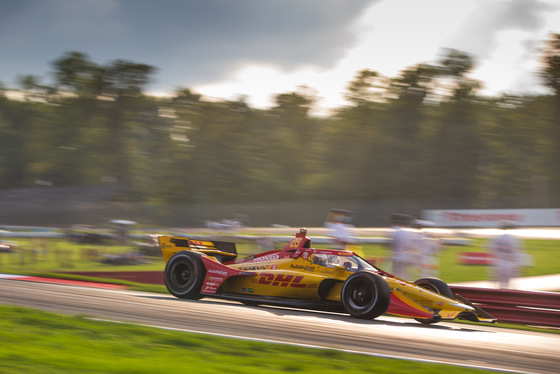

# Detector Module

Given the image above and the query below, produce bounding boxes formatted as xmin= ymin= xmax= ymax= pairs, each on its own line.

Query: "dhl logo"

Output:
xmin=256 ymin=273 xmax=308 ymax=288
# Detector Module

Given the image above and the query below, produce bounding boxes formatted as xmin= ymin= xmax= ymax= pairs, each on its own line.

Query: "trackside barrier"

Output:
xmin=450 ymin=286 xmax=560 ymax=327
xmin=456 ymin=252 xmax=495 ymax=265
xmin=456 ymin=252 xmax=535 ymax=267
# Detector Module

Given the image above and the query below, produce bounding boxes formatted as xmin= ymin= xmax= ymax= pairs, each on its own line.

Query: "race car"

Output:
xmin=158 ymin=228 xmax=496 ymax=324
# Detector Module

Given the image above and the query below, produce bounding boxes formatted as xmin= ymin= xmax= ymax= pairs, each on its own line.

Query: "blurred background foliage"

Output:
xmin=1 ymin=34 xmax=559 ymax=211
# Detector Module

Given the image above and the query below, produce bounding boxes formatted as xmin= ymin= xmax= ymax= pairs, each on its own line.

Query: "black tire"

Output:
xmin=413 ymin=277 xmax=453 ymax=324
xmin=164 ymin=251 xmax=205 ymax=299
xmin=341 ymin=271 xmax=391 ymax=320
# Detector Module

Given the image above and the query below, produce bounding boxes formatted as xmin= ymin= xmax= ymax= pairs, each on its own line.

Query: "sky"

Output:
xmin=1 ymin=0 xmax=559 ymax=114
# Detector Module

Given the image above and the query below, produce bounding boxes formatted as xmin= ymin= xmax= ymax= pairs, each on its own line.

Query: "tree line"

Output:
xmin=1 ymin=34 xmax=559 ymax=207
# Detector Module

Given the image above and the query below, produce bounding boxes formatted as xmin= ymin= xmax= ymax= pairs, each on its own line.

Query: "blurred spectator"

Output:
xmin=110 ymin=220 xmax=136 ymax=246
xmin=488 ymin=221 xmax=525 ymax=288
xmin=324 ymin=209 xmax=356 ymax=250
xmin=412 ymin=220 xmax=442 ymax=278
xmin=205 ymin=218 xmax=243 ymax=231
xmin=389 ymin=213 xmax=413 ymax=279
xmin=256 ymin=236 xmax=275 ymax=251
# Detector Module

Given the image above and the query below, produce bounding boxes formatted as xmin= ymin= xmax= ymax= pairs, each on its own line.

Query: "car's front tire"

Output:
xmin=341 ymin=271 xmax=390 ymax=319
xmin=413 ymin=277 xmax=453 ymax=324
xmin=164 ymin=251 xmax=205 ymax=299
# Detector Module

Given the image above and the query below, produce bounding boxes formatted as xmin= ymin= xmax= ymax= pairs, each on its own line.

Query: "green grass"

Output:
xmin=0 ymin=305 xmax=494 ymax=374
xmin=0 ymin=238 xmax=259 ymax=273
xmin=0 ymin=238 xmax=164 ymax=272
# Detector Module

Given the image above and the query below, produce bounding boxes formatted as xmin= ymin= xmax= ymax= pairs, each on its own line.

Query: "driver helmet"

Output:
xmin=314 ymin=254 xmax=327 ymax=266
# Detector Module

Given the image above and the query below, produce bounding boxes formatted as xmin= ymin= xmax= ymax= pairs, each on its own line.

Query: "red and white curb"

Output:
xmin=0 ymin=274 xmax=127 ymax=289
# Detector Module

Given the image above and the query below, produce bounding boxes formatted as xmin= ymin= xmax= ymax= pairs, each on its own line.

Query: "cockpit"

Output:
xmin=312 ymin=253 xmax=374 ymax=272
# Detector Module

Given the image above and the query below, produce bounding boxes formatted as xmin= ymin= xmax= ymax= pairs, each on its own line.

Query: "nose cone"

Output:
xmin=448 ymin=301 xmax=475 ymax=312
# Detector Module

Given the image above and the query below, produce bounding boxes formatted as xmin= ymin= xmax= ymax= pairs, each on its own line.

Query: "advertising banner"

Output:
xmin=422 ymin=209 xmax=560 ymax=228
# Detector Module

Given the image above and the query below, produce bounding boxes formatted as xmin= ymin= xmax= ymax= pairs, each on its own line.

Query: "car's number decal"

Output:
xmin=289 ymin=238 xmax=302 ymax=248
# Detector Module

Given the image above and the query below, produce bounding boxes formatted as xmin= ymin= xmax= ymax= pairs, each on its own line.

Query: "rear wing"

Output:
xmin=158 ymin=235 xmax=237 ymax=263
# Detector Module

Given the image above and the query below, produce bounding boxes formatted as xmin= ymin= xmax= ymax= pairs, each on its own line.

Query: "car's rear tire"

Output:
xmin=164 ymin=251 xmax=205 ymax=299
xmin=341 ymin=271 xmax=390 ymax=319
xmin=413 ymin=277 xmax=453 ymax=324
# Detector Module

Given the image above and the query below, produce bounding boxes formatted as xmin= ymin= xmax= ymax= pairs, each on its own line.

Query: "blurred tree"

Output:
xmin=0 ymin=99 xmax=35 ymax=188
xmin=51 ymin=51 xmax=101 ymax=98
xmin=102 ymin=59 xmax=155 ymax=98
xmin=17 ymin=75 xmax=54 ymax=101
xmin=1 ymin=43 xmax=559 ymax=212
xmin=95 ymin=59 xmax=156 ymax=188
xmin=173 ymin=88 xmax=202 ymax=106
xmin=182 ymin=97 xmax=269 ymax=203
xmin=18 ymin=75 xmax=39 ymax=92
xmin=382 ymin=64 xmax=438 ymax=197
xmin=324 ymin=70 xmax=388 ymax=199
xmin=477 ymin=95 xmax=551 ymax=205
xmin=440 ymin=49 xmax=473 ymax=77
xmin=540 ymin=33 xmax=560 ymax=198
xmin=542 ymin=33 xmax=560 ymax=96
xmin=428 ymin=49 xmax=484 ymax=199
xmin=264 ymin=88 xmax=321 ymax=200
xmin=345 ymin=69 xmax=385 ymax=105
xmin=50 ymin=52 xmax=157 ymax=191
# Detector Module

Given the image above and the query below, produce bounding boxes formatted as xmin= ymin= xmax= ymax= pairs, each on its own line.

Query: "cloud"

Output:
xmin=0 ymin=0 xmax=377 ymax=90
xmin=2 ymin=0 xmax=557 ymax=105
xmin=447 ymin=0 xmax=557 ymax=59
xmin=143 ymin=0 xmax=378 ymax=89
xmin=439 ymin=0 xmax=559 ymax=96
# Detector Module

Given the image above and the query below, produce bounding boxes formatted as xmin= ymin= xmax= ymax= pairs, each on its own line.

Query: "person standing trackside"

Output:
xmin=413 ymin=220 xmax=442 ymax=278
xmin=324 ymin=209 xmax=356 ymax=250
xmin=488 ymin=221 xmax=525 ymax=289
xmin=389 ymin=213 xmax=412 ymax=279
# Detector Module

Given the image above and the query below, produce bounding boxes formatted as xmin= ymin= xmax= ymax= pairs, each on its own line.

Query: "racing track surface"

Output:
xmin=1 ymin=279 xmax=559 ymax=374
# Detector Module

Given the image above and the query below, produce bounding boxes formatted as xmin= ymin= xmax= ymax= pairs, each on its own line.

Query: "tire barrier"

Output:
xmin=450 ymin=285 xmax=560 ymax=327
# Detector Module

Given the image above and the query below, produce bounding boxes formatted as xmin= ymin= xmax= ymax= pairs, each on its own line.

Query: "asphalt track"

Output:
xmin=1 ymin=279 xmax=559 ymax=373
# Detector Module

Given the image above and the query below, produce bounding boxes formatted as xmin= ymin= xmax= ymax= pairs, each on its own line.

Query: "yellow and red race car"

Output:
xmin=158 ymin=228 xmax=496 ymax=324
